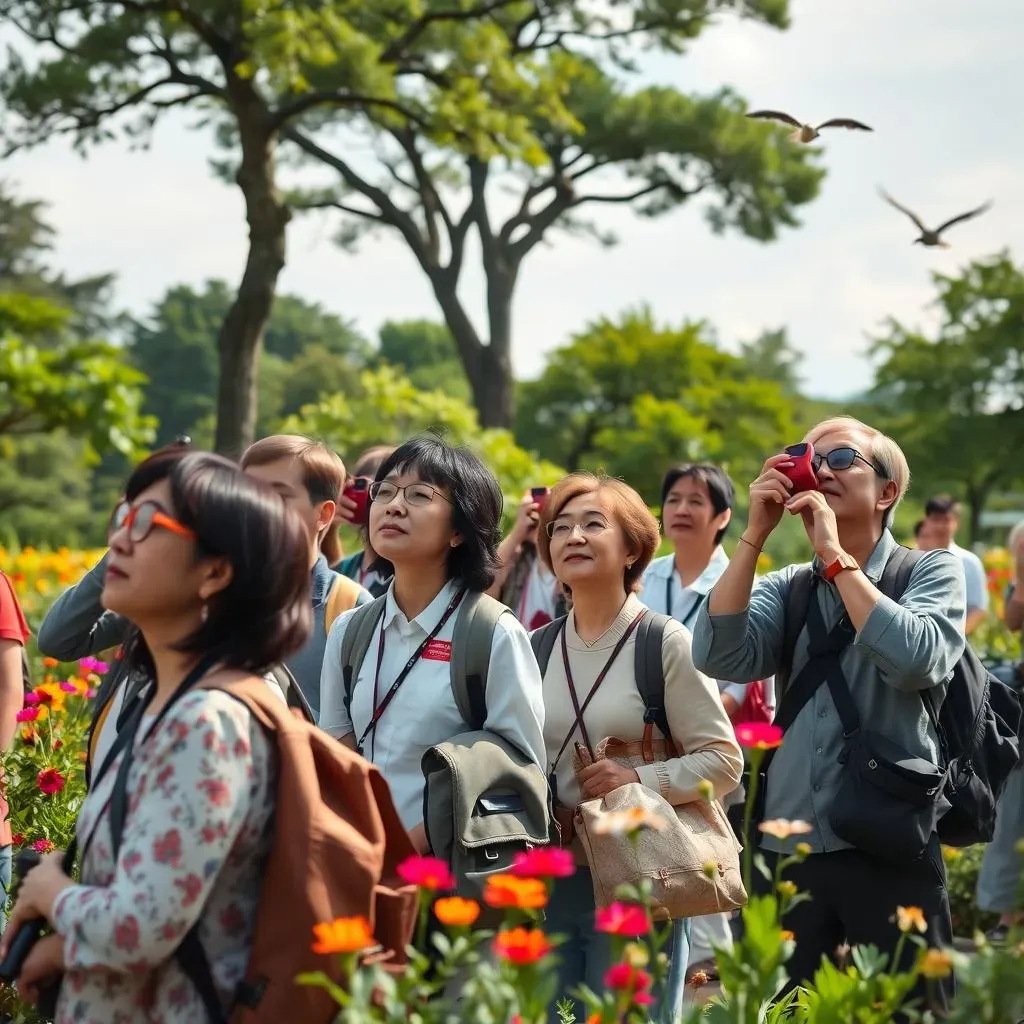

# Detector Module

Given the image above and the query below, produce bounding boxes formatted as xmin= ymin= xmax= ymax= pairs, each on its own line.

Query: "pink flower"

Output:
xmin=59 ymin=682 xmax=78 ymax=694
xmin=604 ymin=962 xmax=655 ymax=1006
xmin=37 ymin=768 xmax=66 ymax=796
xmin=595 ymin=902 xmax=650 ymax=936
xmin=15 ymin=707 xmax=39 ymax=722
xmin=85 ymin=689 xmax=97 ymax=699
xmin=511 ymin=847 xmax=576 ymax=879
xmin=23 ymin=693 xmax=41 ymax=706
xmin=79 ymin=657 xmax=109 ymax=674
xmin=735 ymin=722 xmax=783 ymax=750
xmin=396 ymin=855 xmax=456 ymax=891
xmin=31 ymin=839 xmax=55 ymax=854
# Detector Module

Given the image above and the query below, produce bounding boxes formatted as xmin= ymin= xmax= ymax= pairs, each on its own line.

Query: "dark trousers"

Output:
xmin=756 ymin=835 xmax=954 ymax=1014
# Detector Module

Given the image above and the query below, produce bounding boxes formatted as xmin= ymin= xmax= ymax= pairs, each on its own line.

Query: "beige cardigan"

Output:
xmin=541 ymin=593 xmax=743 ymax=809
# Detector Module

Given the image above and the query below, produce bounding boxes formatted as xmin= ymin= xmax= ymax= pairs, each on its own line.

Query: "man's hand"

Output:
xmin=785 ymin=490 xmax=843 ymax=561
xmin=508 ymin=493 xmax=541 ymax=547
xmin=745 ymin=454 xmax=796 ymax=546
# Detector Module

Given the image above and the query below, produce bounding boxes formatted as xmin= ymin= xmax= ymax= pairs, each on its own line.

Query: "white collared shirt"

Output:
xmin=319 ymin=579 xmax=547 ymax=829
xmin=639 ymin=546 xmax=730 ymax=625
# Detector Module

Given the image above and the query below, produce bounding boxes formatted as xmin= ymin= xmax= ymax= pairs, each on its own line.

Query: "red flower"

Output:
xmin=595 ymin=902 xmax=649 ymax=936
xmin=31 ymin=839 xmax=55 ymax=854
xmin=735 ymin=722 xmax=783 ymax=750
xmin=11 ymin=833 xmax=24 ymax=847
xmin=605 ymin=962 xmax=655 ymax=1006
xmin=16 ymin=707 xmax=39 ymax=722
xmin=511 ymin=847 xmax=575 ymax=879
xmin=396 ymin=855 xmax=455 ymax=891
xmin=37 ymin=768 xmax=66 ymax=795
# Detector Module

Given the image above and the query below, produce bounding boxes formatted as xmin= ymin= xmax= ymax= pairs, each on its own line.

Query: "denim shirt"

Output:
xmin=691 ymin=531 xmax=966 ymax=854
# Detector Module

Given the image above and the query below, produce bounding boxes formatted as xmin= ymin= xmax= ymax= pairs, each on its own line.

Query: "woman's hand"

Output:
xmin=578 ymin=760 xmax=639 ymax=800
xmin=0 ymin=853 xmax=73 ymax=958
xmin=785 ymin=489 xmax=842 ymax=560
xmin=16 ymin=933 xmax=64 ymax=1007
xmin=745 ymin=454 xmax=795 ymax=546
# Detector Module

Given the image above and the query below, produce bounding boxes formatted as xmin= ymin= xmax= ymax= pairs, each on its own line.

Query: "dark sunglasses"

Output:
xmin=109 ymin=500 xmax=197 ymax=544
xmin=810 ymin=446 xmax=888 ymax=478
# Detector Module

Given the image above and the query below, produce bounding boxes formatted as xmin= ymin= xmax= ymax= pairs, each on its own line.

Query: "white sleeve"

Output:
xmin=482 ymin=615 xmax=547 ymax=769
xmin=319 ymin=611 xmax=356 ymax=739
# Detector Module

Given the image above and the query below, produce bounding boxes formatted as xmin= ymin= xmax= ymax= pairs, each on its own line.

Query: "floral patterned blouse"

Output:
xmin=51 ymin=689 xmax=276 ymax=1023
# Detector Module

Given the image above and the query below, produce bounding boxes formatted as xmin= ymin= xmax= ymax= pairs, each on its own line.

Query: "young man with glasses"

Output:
xmin=691 ymin=416 xmax=965 ymax=1013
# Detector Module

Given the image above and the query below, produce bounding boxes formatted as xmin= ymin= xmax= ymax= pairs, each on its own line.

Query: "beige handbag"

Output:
xmin=572 ymin=732 xmax=746 ymax=920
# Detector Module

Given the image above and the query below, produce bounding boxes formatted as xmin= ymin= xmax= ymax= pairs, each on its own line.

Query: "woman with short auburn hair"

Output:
xmin=534 ymin=472 xmax=742 ymax=1022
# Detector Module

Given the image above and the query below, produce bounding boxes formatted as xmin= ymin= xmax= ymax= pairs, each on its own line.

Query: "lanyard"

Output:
xmin=665 ymin=573 xmax=703 ymax=628
xmin=358 ymin=588 xmax=466 ymax=757
xmin=550 ymin=608 xmax=646 ymax=775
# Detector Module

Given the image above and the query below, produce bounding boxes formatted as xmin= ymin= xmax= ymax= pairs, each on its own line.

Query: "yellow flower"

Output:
xmin=623 ymin=942 xmax=649 ymax=968
xmin=780 ymin=930 xmax=796 ymax=942
xmin=758 ymin=819 xmax=813 ymax=841
xmin=794 ymin=842 xmax=812 ymax=858
xmin=777 ymin=880 xmax=798 ymax=899
xmin=592 ymin=807 xmax=667 ymax=836
xmin=697 ymin=780 xmax=714 ymax=801
xmin=919 ymin=948 xmax=953 ymax=979
xmin=896 ymin=906 xmax=927 ymax=934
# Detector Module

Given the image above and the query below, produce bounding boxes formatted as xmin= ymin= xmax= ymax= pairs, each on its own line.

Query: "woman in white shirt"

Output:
xmin=320 ymin=435 xmax=546 ymax=854
xmin=535 ymin=472 xmax=742 ymax=1024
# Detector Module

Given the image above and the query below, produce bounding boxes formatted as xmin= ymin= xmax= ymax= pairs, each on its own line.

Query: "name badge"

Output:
xmin=422 ymin=639 xmax=452 ymax=662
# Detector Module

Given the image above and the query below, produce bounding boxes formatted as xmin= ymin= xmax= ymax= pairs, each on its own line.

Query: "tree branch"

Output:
xmin=578 ymin=181 xmax=693 ymax=206
xmin=268 ymin=92 xmax=425 ymax=133
xmin=291 ymin=199 xmax=387 ymax=223
xmin=380 ymin=0 xmax=526 ymax=62
xmin=281 ymin=126 xmax=431 ymax=267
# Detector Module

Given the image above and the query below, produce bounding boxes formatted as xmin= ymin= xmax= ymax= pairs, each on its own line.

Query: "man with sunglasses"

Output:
xmin=691 ymin=416 xmax=965 ymax=1013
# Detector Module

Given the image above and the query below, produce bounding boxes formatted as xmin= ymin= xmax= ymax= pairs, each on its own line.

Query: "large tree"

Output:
xmin=869 ymin=251 xmax=1024 ymax=541
xmin=285 ymin=0 xmax=824 ymax=427
xmin=128 ymin=279 xmax=369 ymax=442
xmin=515 ymin=307 xmax=794 ymax=501
xmin=0 ymin=0 xmax=559 ymax=453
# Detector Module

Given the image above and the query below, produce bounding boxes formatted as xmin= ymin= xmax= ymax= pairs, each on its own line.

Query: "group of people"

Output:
xmin=0 ymin=412 xmax=1016 ymax=1023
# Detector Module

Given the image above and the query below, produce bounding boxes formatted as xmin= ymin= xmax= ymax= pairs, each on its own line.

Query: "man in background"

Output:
xmin=924 ymin=496 xmax=989 ymax=633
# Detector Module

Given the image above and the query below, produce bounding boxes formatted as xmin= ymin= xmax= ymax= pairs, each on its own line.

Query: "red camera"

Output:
xmin=782 ymin=443 xmax=819 ymax=493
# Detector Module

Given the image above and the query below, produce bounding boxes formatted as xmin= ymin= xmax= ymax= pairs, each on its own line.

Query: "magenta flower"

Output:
xmin=59 ymin=682 xmax=78 ymax=694
xmin=15 ymin=707 xmax=39 ymax=722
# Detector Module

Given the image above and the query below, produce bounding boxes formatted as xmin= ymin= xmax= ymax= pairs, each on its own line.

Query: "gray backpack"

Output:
xmin=339 ymin=590 xmax=553 ymax=895
xmin=339 ymin=590 xmax=507 ymax=731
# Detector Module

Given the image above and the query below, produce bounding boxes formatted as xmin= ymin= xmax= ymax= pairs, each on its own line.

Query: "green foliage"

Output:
xmin=284 ymin=364 xmax=563 ymax=524
xmin=375 ymin=319 xmax=469 ymax=399
xmin=516 ymin=307 xmax=794 ymax=503
xmin=127 ymin=280 xmax=369 ymax=442
xmin=943 ymin=845 xmax=1000 ymax=937
xmin=0 ymin=292 xmax=155 ymax=461
xmin=869 ymin=251 xmax=1024 ymax=540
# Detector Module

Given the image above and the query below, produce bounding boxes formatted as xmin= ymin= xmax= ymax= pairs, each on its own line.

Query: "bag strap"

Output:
xmin=449 ymin=591 xmax=506 ymax=732
xmin=633 ymin=610 xmax=671 ymax=741
xmin=340 ymin=596 xmax=387 ymax=718
xmin=530 ymin=616 xmax=565 ymax=676
xmin=325 ymin=574 xmax=362 ymax=635
xmin=267 ymin=662 xmax=315 ymax=723
xmin=777 ymin=565 xmax=816 ymax=700
xmin=878 ymin=544 xmax=923 ymax=602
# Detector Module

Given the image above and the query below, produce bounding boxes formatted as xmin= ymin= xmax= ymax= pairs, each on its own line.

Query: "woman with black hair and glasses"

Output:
xmin=1 ymin=451 xmax=312 ymax=1021
xmin=320 ymin=435 xmax=546 ymax=854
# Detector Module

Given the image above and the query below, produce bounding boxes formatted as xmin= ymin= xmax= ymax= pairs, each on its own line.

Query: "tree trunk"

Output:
xmin=965 ymin=483 xmax=987 ymax=546
xmin=213 ymin=108 xmax=290 ymax=458
xmin=428 ymin=272 xmax=516 ymax=429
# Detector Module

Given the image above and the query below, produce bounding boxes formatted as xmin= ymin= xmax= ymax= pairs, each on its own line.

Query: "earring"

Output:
xmin=200 ymin=603 xmax=209 ymax=624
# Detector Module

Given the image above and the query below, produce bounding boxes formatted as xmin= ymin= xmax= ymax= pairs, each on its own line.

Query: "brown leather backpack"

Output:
xmin=187 ymin=678 xmax=419 ymax=1023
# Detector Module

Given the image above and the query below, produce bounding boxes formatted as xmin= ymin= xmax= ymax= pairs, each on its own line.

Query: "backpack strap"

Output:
xmin=449 ymin=591 xmax=508 ymax=731
xmin=776 ymin=566 xmax=816 ymax=701
xmin=633 ymin=611 xmax=672 ymax=741
xmin=878 ymin=544 xmax=925 ymax=600
xmin=267 ymin=663 xmax=315 ymax=724
xmin=530 ymin=617 xmax=566 ymax=676
xmin=325 ymin=574 xmax=363 ymax=635
xmin=339 ymin=596 xmax=388 ymax=718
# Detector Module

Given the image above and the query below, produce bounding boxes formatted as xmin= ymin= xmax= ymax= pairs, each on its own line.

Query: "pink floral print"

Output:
xmin=51 ymin=689 xmax=276 ymax=1023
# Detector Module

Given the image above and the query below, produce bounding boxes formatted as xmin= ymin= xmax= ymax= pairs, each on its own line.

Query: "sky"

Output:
xmin=5 ymin=0 xmax=1023 ymax=399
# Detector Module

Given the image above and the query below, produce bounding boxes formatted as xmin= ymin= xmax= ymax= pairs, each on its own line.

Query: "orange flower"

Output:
xmin=41 ymin=657 xmax=59 ymax=669
xmin=759 ymin=819 xmax=813 ymax=840
xmin=781 ymin=929 xmax=796 ymax=942
xmin=896 ymin=906 xmax=927 ymax=934
xmin=311 ymin=916 xmax=375 ymax=955
xmin=434 ymin=897 xmax=481 ymax=928
xmin=591 ymin=807 xmax=667 ymax=836
xmin=493 ymin=927 xmax=553 ymax=964
xmin=484 ymin=874 xmax=548 ymax=910
xmin=919 ymin=948 xmax=953 ymax=979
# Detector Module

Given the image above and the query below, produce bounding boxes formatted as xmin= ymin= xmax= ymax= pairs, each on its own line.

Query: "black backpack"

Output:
xmin=782 ymin=545 xmax=1022 ymax=848
xmin=529 ymin=610 xmax=674 ymax=741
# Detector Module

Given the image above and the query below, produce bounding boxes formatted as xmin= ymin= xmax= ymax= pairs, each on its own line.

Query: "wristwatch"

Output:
xmin=821 ymin=551 xmax=859 ymax=582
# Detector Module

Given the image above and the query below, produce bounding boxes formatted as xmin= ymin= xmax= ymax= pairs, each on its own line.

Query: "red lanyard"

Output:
xmin=357 ymin=588 xmax=466 ymax=758
xmin=550 ymin=608 xmax=646 ymax=773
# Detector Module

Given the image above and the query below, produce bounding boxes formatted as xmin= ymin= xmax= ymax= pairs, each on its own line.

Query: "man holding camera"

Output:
xmin=692 ymin=416 xmax=965 ymax=1008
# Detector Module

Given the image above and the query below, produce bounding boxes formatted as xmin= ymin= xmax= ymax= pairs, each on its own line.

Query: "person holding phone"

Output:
xmin=334 ymin=445 xmax=396 ymax=597
xmin=487 ymin=487 xmax=566 ymax=629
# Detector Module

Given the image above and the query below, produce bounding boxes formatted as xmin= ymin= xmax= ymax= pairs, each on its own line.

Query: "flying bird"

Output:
xmin=878 ymin=188 xmax=993 ymax=248
xmin=745 ymin=110 xmax=873 ymax=143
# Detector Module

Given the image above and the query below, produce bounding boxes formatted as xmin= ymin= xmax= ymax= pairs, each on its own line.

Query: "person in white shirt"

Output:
xmin=639 ymin=462 xmax=759 ymax=980
xmin=924 ymin=496 xmax=989 ymax=634
xmin=320 ymin=435 xmax=547 ymax=855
